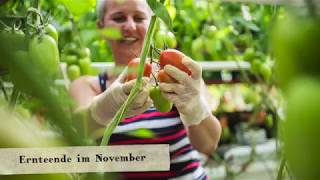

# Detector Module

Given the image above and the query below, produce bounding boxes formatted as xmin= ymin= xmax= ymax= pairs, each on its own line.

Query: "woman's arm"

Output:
xmin=69 ymin=76 xmax=102 ymax=112
xmin=159 ymin=56 xmax=222 ymax=156
xmin=69 ymin=76 xmax=104 ymax=131
xmin=187 ymin=81 xmax=221 ymax=155
xmin=69 ymin=71 xmax=152 ymax=130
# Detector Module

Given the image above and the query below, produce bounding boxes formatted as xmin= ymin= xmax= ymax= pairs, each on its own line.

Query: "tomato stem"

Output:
xmin=276 ymin=157 xmax=286 ymax=180
xmin=154 ymin=46 xmax=162 ymax=54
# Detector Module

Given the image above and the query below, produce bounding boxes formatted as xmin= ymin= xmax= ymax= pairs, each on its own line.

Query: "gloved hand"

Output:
xmin=89 ymin=68 xmax=152 ymax=125
xmin=159 ymin=55 xmax=211 ymax=127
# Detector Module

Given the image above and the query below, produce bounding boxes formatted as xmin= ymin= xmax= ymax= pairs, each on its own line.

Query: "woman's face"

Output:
xmin=99 ymin=0 xmax=152 ymax=65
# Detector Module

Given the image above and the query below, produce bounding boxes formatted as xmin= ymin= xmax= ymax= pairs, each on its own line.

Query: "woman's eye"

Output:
xmin=112 ymin=16 xmax=126 ymax=22
xmin=134 ymin=17 xmax=145 ymax=23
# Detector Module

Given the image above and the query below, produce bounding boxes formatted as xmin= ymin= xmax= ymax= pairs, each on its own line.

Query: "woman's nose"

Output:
xmin=123 ymin=17 xmax=136 ymax=32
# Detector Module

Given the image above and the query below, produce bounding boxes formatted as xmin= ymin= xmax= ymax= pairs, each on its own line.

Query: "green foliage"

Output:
xmin=98 ymin=27 xmax=122 ymax=40
xmin=147 ymin=0 xmax=172 ymax=31
xmin=57 ymin=0 xmax=96 ymax=18
xmin=173 ymin=0 xmax=279 ymax=61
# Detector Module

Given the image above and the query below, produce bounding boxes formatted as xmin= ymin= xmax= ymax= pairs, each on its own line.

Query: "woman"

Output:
xmin=70 ymin=0 xmax=221 ymax=179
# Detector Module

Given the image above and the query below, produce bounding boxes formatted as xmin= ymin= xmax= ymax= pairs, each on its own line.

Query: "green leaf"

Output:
xmin=125 ymin=129 xmax=156 ymax=138
xmin=58 ymin=0 xmax=96 ymax=17
xmin=147 ymin=0 xmax=172 ymax=31
xmin=98 ymin=27 xmax=122 ymax=40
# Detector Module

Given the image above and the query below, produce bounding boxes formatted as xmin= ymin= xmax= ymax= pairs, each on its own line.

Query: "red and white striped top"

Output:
xmin=109 ymin=107 xmax=209 ymax=180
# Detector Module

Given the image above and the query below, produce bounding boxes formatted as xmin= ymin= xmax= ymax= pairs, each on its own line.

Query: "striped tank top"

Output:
xmin=98 ymin=73 xmax=209 ymax=180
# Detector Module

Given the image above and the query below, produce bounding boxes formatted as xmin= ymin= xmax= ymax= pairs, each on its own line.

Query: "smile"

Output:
xmin=120 ymin=37 xmax=138 ymax=44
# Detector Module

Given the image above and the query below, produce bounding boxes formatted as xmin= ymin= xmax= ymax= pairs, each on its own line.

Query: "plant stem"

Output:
xmin=33 ymin=0 xmax=40 ymax=25
xmin=277 ymin=157 xmax=286 ymax=180
xmin=9 ymin=87 xmax=20 ymax=108
xmin=100 ymin=16 xmax=158 ymax=146
xmin=0 ymin=79 xmax=9 ymax=101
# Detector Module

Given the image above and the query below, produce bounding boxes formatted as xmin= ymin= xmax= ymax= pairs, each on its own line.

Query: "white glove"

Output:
xmin=89 ymin=68 xmax=152 ymax=125
xmin=159 ymin=56 xmax=211 ymax=127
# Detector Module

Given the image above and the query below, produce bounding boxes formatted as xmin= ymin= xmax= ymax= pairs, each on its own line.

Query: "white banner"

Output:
xmin=0 ymin=144 xmax=170 ymax=175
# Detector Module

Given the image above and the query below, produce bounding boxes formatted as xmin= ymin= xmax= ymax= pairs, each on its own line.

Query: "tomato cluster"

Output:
xmin=124 ymin=49 xmax=193 ymax=113
xmin=0 ymin=24 xmax=61 ymax=94
xmin=62 ymin=44 xmax=92 ymax=81
xmin=154 ymin=21 xmax=177 ymax=49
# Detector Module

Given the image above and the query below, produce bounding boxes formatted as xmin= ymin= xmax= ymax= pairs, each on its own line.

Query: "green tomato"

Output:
xmin=79 ymin=47 xmax=91 ymax=58
xmin=204 ymin=38 xmax=215 ymax=54
xmin=64 ymin=43 xmax=78 ymax=54
xmin=149 ymin=86 xmax=173 ymax=113
xmin=9 ymin=50 xmax=32 ymax=92
xmin=282 ymin=77 xmax=320 ymax=179
xmin=0 ymin=31 xmax=25 ymax=70
xmin=1 ymin=31 xmax=26 ymax=52
xmin=259 ymin=63 xmax=272 ymax=81
xmin=45 ymin=24 xmax=58 ymax=43
xmin=191 ymin=36 xmax=205 ymax=56
xmin=29 ymin=35 xmax=60 ymax=79
xmin=250 ymin=59 xmax=261 ymax=74
xmin=154 ymin=30 xmax=166 ymax=49
xmin=78 ymin=58 xmax=91 ymax=75
xmin=238 ymin=34 xmax=252 ymax=47
xmin=64 ymin=55 xmax=78 ymax=65
xmin=165 ymin=31 xmax=177 ymax=48
xmin=243 ymin=48 xmax=256 ymax=62
xmin=205 ymin=25 xmax=217 ymax=38
xmin=67 ymin=64 xmax=81 ymax=81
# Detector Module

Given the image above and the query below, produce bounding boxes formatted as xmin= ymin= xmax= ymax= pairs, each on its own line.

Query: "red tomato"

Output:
xmin=126 ymin=58 xmax=152 ymax=81
xmin=157 ymin=69 xmax=177 ymax=83
xmin=159 ymin=49 xmax=192 ymax=75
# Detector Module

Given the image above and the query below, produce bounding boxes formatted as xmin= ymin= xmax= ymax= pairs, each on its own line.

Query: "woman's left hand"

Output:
xmin=159 ymin=55 xmax=211 ymax=127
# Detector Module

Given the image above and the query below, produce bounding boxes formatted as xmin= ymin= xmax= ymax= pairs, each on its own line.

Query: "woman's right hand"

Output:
xmin=90 ymin=68 xmax=152 ymax=125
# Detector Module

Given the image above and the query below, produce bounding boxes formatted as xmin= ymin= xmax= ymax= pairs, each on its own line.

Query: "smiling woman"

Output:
xmin=69 ymin=0 xmax=221 ymax=179
xmin=96 ymin=0 xmax=152 ymax=66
